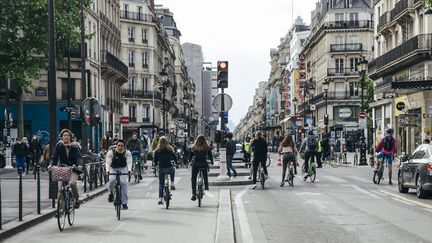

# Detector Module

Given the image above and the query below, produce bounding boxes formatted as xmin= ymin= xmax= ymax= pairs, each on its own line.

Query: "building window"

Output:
xmin=123 ymin=4 xmax=128 ymax=12
xmin=128 ymin=27 xmax=134 ymax=42
xmin=142 ymin=77 xmax=148 ymax=91
xmin=142 ymin=52 xmax=148 ymax=68
xmin=335 ymin=59 xmax=344 ymax=73
xmin=142 ymin=105 xmax=150 ymax=122
xmin=335 ymin=13 xmax=344 ymax=23
xmin=128 ymin=76 xmax=135 ymax=93
xmin=129 ymin=104 xmax=137 ymax=122
xmin=349 ymin=13 xmax=358 ymax=25
xmin=142 ymin=29 xmax=148 ymax=43
xmin=350 ymin=58 xmax=358 ymax=72
xmin=61 ymin=79 xmax=75 ymax=100
xmin=128 ymin=51 xmax=135 ymax=67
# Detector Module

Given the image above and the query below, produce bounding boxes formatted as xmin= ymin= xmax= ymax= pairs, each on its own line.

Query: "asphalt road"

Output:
xmin=4 ymin=154 xmax=432 ymax=243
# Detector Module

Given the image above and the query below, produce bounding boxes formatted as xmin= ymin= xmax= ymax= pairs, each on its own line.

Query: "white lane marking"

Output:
xmin=295 ymin=192 xmax=322 ymax=196
xmin=235 ymin=189 xmax=254 ymax=243
xmin=343 ymin=184 xmax=381 ymax=199
xmin=322 ymin=175 xmax=348 ymax=183
xmin=378 ymin=190 xmax=432 ymax=209
xmin=110 ymin=222 xmax=126 ymax=234
xmin=392 ymin=197 xmax=415 ymax=206
xmin=370 ymin=190 xmax=388 ymax=196
xmin=345 ymin=175 xmax=370 ymax=184
xmin=424 ymin=208 xmax=432 ymax=213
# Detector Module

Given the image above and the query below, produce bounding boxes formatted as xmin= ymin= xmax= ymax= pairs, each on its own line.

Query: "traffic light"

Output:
xmin=324 ymin=114 xmax=329 ymax=125
xmin=217 ymin=61 xmax=228 ymax=88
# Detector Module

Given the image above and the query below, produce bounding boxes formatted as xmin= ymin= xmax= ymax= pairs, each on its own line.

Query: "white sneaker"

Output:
xmin=251 ymin=184 xmax=257 ymax=190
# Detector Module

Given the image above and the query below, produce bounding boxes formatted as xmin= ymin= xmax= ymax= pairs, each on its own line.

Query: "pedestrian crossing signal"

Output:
xmin=217 ymin=61 xmax=228 ymax=88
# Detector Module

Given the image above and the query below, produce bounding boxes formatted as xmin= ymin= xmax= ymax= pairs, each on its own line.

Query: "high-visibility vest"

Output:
xmin=317 ymin=141 xmax=322 ymax=152
xmin=243 ymin=142 xmax=250 ymax=153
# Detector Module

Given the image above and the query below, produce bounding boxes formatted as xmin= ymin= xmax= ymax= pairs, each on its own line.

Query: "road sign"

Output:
xmin=212 ymin=93 xmax=233 ymax=112
xmin=396 ymin=102 xmax=406 ymax=111
xmin=339 ymin=108 xmax=352 ymax=118
xmin=359 ymin=112 xmax=366 ymax=129
xmin=359 ymin=112 xmax=366 ymax=119
xmin=120 ymin=116 xmax=129 ymax=124
xmin=309 ymin=104 xmax=316 ymax=111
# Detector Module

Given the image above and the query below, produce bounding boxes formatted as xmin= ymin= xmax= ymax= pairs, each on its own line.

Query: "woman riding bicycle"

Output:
xmin=278 ymin=135 xmax=298 ymax=186
xmin=189 ymin=135 xmax=213 ymax=201
xmin=250 ymin=131 xmax=268 ymax=189
xmin=154 ymin=136 xmax=177 ymax=205
xmin=50 ymin=129 xmax=83 ymax=209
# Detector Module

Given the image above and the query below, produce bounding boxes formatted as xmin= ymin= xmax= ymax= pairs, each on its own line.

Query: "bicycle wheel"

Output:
xmin=288 ymin=166 xmax=294 ymax=187
xmin=134 ymin=163 xmax=140 ymax=183
xmin=309 ymin=166 xmax=316 ymax=183
xmin=57 ymin=194 xmax=66 ymax=231
xmin=329 ymin=155 xmax=339 ymax=168
xmin=68 ymin=192 xmax=75 ymax=226
xmin=164 ymin=186 xmax=170 ymax=209
xmin=260 ymin=171 xmax=265 ymax=189
xmin=115 ymin=186 xmax=121 ymax=220
xmin=377 ymin=167 xmax=383 ymax=185
xmin=266 ymin=156 xmax=271 ymax=167
xmin=343 ymin=153 xmax=347 ymax=164
xmin=197 ymin=185 xmax=203 ymax=207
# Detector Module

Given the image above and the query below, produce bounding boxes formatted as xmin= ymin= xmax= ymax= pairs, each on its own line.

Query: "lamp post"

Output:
xmin=189 ymin=105 xmax=194 ymax=137
xmin=323 ymin=80 xmax=329 ymax=135
xmin=293 ymin=97 xmax=298 ymax=144
xmin=159 ymin=68 xmax=168 ymax=135
xmin=152 ymin=84 xmax=162 ymax=137
xmin=357 ymin=56 xmax=368 ymax=166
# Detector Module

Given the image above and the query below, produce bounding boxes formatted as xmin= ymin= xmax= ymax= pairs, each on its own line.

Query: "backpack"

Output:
xmin=307 ymin=136 xmax=318 ymax=152
xmin=141 ymin=138 xmax=148 ymax=150
xmin=383 ymin=136 xmax=394 ymax=151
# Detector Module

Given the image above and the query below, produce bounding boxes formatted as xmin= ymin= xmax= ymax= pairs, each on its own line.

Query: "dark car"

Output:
xmin=398 ymin=144 xmax=432 ymax=199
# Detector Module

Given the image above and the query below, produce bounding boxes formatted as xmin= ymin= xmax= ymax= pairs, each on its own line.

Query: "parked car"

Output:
xmin=398 ymin=144 xmax=432 ymax=198
xmin=233 ymin=143 xmax=244 ymax=161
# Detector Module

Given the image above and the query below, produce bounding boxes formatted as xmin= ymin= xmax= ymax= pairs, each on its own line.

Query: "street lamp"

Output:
xmin=152 ymin=84 xmax=162 ymax=137
xmin=323 ymin=79 xmax=329 ymax=135
xmin=189 ymin=104 xmax=194 ymax=137
xmin=292 ymin=97 xmax=298 ymax=144
xmin=159 ymin=68 xmax=169 ymax=135
xmin=357 ymin=56 xmax=368 ymax=166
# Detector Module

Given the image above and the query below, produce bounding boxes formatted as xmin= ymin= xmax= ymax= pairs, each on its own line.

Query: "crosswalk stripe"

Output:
xmin=322 ymin=175 xmax=348 ymax=183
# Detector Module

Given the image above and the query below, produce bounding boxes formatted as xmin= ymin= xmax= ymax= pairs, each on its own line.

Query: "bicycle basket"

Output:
xmin=51 ymin=166 xmax=72 ymax=182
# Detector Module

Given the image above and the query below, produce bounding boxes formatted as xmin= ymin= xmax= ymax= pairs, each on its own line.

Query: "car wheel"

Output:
xmin=416 ymin=175 xmax=427 ymax=199
xmin=398 ymin=173 xmax=408 ymax=193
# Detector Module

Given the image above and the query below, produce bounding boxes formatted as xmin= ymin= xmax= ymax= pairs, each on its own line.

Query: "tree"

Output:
xmin=0 ymin=0 xmax=88 ymax=137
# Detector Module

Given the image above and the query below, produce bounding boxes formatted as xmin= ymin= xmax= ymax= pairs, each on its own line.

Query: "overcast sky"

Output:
xmin=156 ymin=0 xmax=318 ymax=128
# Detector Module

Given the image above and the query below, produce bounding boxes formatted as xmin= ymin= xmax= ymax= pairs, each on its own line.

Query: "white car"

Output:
xmin=233 ymin=143 xmax=244 ymax=161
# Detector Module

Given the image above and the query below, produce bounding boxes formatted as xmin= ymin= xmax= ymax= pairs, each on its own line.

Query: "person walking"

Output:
xmin=29 ymin=136 xmax=42 ymax=174
xmin=225 ymin=132 xmax=237 ymax=178
xmin=250 ymin=131 xmax=268 ymax=189
xmin=278 ymin=135 xmax=297 ymax=186
xmin=316 ymin=136 xmax=323 ymax=168
xmin=189 ymin=135 xmax=213 ymax=201
xmin=13 ymin=137 xmax=29 ymax=176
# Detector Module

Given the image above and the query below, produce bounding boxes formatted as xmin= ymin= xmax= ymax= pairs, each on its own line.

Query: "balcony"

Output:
xmin=324 ymin=20 xmax=373 ymax=30
xmin=121 ymin=89 xmax=162 ymax=101
xmin=142 ymin=117 xmax=150 ymax=123
xmin=391 ymin=0 xmax=424 ymax=23
xmin=378 ymin=11 xmax=391 ymax=31
xmin=308 ymin=91 xmax=361 ymax=105
xmin=327 ymin=68 xmax=359 ymax=77
xmin=391 ymin=0 xmax=408 ymax=20
xmin=101 ymin=50 xmax=128 ymax=85
xmin=120 ymin=11 xmax=154 ymax=23
xmin=369 ymin=34 xmax=432 ymax=79
xmin=63 ymin=43 xmax=87 ymax=58
xmin=99 ymin=11 xmax=120 ymax=37
xmin=330 ymin=43 xmax=362 ymax=52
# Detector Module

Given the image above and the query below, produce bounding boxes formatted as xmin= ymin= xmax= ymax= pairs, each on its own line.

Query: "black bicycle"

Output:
xmin=257 ymin=156 xmax=272 ymax=189
xmin=286 ymin=161 xmax=295 ymax=187
xmin=197 ymin=168 xmax=206 ymax=207
xmin=109 ymin=170 xmax=129 ymax=220
xmin=164 ymin=173 xmax=171 ymax=209
xmin=373 ymin=154 xmax=385 ymax=184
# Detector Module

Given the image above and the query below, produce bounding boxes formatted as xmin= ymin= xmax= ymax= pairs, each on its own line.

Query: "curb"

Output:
xmin=210 ymin=179 xmax=253 ymax=186
xmin=215 ymin=189 xmax=235 ymax=243
xmin=0 ymin=187 xmax=108 ymax=241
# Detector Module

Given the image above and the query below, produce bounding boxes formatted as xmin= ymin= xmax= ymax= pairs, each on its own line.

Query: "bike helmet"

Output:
xmin=386 ymin=128 xmax=394 ymax=134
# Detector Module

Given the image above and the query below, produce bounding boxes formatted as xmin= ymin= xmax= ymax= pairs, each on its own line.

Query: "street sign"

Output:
xmin=120 ymin=116 xmax=129 ymax=124
xmin=309 ymin=104 xmax=316 ymax=111
xmin=212 ymin=93 xmax=233 ymax=112
xmin=359 ymin=112 xmax=366 ymax=119
xmin=359 ymin=112 xmax=366 ymax=129
xmin=396 ymin=102 xmax=406 ymax=111
xmin=339 ymin=108 xmax=352 ymax=118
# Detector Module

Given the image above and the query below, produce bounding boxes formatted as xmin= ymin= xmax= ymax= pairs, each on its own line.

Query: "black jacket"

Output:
xmin=226 ymin=139 xmax=236 ymax=156
xmin=13 ymin=142 xmax=29 ymax=157
xmin=154 ymin=148 xmax=177 ymax=169
xmin=51 ymin=141 xmax=83 ymax=167
xmin=251 ymin=138 xmax=268 ymax=159
xmin=189 ymin=149 xmax=213 ymax=167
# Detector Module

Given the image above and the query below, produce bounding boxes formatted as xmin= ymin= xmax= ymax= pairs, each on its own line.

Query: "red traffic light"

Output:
xmin=217 ymin=61 xmax=228 ymax=70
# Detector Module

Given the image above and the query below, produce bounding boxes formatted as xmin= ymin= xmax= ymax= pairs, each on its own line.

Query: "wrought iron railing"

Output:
xmin=101 ymin=50 xmax=128 ymax=79
xmin=330 ymin=43 xmax=362 ymax=52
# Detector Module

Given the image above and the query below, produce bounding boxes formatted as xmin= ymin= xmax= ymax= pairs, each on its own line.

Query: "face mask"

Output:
xmin=116 ymin=147 xmax=125 ymax=153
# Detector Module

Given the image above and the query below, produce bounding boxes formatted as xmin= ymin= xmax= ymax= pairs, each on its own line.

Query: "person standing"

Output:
xmin=278 ymin=135 xmax=297 ymax=186
xmin=250 ymin=131 xmax=268 ymax=189
xmin=100 ymin=132 xmax=113 ymax=152
xmin=106 ymin=139 xmax=132 ymax=210
xmin=225 ymin=133 xmax=237 ymax=178
xmin=299 ymin=130 xmax=318 ymax=180
xmin=29 ymin=136 xmax=42 ymax=174
xmin=316 ymin=136 xmax=323 ymax=168
xmin=242 ymin=136 xmax=252 ymax=168
xmin=13 ymin=137 xmax=29 ymax=176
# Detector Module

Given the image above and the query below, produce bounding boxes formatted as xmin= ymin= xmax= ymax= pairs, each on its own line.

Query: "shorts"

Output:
xmin=377 ymin=152 xmax=393 ymax=165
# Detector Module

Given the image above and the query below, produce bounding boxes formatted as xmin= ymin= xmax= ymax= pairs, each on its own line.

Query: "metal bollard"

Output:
xmin=83 ymin=164 xmax=87 ymax=193
xmin=94 ymin=163 xmax=98 ymax=189
xmin=89 ymin=164 xmax=93 ymax=191
xmin=37 ymin=164 xmax=41 ymax=214
xmin=19 ymin=167 xmax=23 ymax=221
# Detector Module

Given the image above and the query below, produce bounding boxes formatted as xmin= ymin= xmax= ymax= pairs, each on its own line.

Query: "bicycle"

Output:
xmin=132 ymin=156 xmax=141 ymax=183
xmin=197 ymin=168 xmax=206 ymax=207
xmin=302 ymin=154 xmax=316 ymax=183
xmin=51 ymin=164 xmax=80 ymax=231
xmin=163 ymin=173 xmax=171 ymax=209
xmin=373 ymin=154 xmax=385 ymax=184
xmin=285 ymin=161 xmax=295 ymax=187
xmin=257 ymin=156 xmax=271 ymax=189
xmin=109 ymin=170 xmax=130 ymax=220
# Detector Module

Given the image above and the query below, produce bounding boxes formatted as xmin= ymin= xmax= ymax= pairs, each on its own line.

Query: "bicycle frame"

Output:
xmin=109 ymin=171 xmax=129 ymax=220
xmin=197 ymin=168 xmax=205 ymax=207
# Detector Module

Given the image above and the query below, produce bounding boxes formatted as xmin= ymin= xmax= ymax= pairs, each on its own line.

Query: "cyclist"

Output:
xmin=50 ymin=129 xmax=83 ymax=209
xmin=242 ymin=136 xmax=252 ymax=168
xmin=250 ymin=131 xmax=268 ymax=189
xmin=299 ymin=130 xmax=318 ymax=180
xmin=278 ymin=135 xmax=297 ymax=186
xmin=140 ymin=132 xmax=150 ymax=169
xmin=189 ymin=135 xmax=213 ymax=201
xmin=126 ymin=132 xmax=144 ymax=180
xmin=374 ymin=128 xmax=397 ymax=185
xmin=106 ymin=139 xmax=132 ymax=210
xmin=154 ymin=136 xmax=177 ymax=205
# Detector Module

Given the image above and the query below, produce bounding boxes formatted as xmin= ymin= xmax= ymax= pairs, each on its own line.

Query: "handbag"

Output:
xmin=51 ymin=165 xmax=72 ymax=182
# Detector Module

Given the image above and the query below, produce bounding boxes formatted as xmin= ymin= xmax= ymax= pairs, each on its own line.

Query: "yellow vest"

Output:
xmin=243 ymin=142 xmax=250 ymax=153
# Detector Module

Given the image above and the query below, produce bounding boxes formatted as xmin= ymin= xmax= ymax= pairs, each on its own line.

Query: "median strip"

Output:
xmin=215 ymin=189 xmax=235 ymax=243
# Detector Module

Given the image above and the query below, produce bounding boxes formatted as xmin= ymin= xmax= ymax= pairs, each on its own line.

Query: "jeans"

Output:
xmin=16 ymin=156 xmax=26 ymax=175
xmin=191 ymin=165 xmax=208 ymax=195
xmin=316 ymin=152 xmax=322 ymax=167
xmin=282 ymin=153 xmax=296 ymax=182
xmin=304 ymin=151 xmax=316 ymax=173
xmin=252 ymin=157 xmax=268 ymax=184
xmin=158 ymin=167 xmax=175 ymax=198
xmin=58 ymin=172 xmax=79 ymax=201
xmin=226 ymin=154 xmax=237 ymax=177
xmin=108 ymin=167 xmax=128 ymax=205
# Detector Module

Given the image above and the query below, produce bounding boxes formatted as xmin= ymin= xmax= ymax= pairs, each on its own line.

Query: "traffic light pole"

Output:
xmin=220 ymin=88 xmax=225 ymax=132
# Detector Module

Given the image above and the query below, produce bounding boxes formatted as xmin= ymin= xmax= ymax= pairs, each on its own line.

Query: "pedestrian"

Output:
xmin=13 ymin=137 xmax=29 ymax=176
xmin=321 ymin=134 xmax=330 ymax=161
xmin=250 ymin=131 xmax=268 ymax=189
xmin=299 ymin=130 xmax=318 ymax=180
xmin=242 ymin=136 xmax=252 ymax=168
xmin=21 ymin=137 xmax=32 ymax=173
xmin=50 ymin=129 xmax=83 ymax=209
xmin=278 ymin=135 xmax=298 ymax=186
xmin=100 ymin=131 xmax=113 ymax=152
xmin=189 ymin=135 xmax=213 ymax=201
xmin=225 ymin=132 xmax=237 ymax=178
xmin=29 ymin=136 xmax=42 ymax=174
xmin=316 ymin=135 xmax=323 ymax=168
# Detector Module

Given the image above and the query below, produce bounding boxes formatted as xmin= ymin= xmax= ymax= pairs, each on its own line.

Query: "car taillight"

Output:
xmin=427 ymin=163 xmax=432 ymax=171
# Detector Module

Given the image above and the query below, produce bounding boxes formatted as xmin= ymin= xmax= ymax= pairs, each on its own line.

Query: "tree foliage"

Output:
xmin=0 ymin=0 xmax=88 ymax=90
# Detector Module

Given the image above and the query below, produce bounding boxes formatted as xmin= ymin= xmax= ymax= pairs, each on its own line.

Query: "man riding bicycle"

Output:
xmin=375 ymin=128 xmax=397 ymax=185
xmin=106 ymin=139 xmax=132 ymax=210
xmin=300 ymin=130 xmax=318 ymax=180
xmin=126 ymin=133 xmax=144 ymax=180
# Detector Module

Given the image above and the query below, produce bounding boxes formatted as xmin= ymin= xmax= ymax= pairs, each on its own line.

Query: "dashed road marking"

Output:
xmin=370 ymin=190 xmax=388 ymax=196
xmin=322 ymin=175 xmax=348 ymax=183
xmin=345 ymin=175 xmax=370 ymax=184
xmin=391 ymin=197 xmax=415 ymax=206
xmin=295 ymin=192 xmax=322 ymax=196
xmin=378 ymin=190 xmax=432 ymax=209
xmin=343 ymin=184 xmax=381 ymax=199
